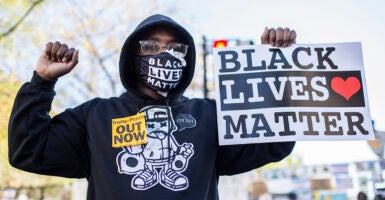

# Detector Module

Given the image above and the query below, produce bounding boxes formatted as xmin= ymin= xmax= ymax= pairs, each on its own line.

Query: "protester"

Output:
xmin=357 ymin=191 xmax=367 ymax=200
xmin=8 ymin=14 xmax=296 ymax=199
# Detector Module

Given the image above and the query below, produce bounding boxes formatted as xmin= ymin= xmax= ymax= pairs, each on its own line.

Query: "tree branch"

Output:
xmin=0 ymin=0 xmax=44 ymax=40
xmin=84 ymin=34 xmax=117 ymax=95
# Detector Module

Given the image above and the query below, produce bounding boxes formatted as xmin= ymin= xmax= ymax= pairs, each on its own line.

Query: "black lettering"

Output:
xmin=126 ymin=124 xmax=134 ymax=132
xmin=116 ymin=125 xmax=125 ymax=134
xmin=315 ymin=47 xmax=338 ymax=69
xmin=114 ymin=135 xmax=123 ymax=144
xmin=172 ymin=71 xmax=179 ymax=80
xmin=249 ymin=114 xmax=274 ymax=137
xmin=292 ymin=47 xmax=313 ymax=69
xmin=322 ymin=112 xmax=343 ymax=135
xmin=135 ymin=122 xmax=142 ymax=131
xmin=223 ymin=115 xmax=247 ymax=139
xmin=124 ymin=133 xmax=133 ymax=142
xmin=242 ymin=49 xmax=266 ymax=71
xmin=299 ymin=112 xmax=320 ymax=135
xmin=344 ymin=112 xmax=369 ymax=135
xmin=163 ymin=70 xmax=171 ymax=79
xmin=274 ymin=112 xmax=297 ymax=136
xmin=218 ymin=51 xmax=241 ymax=72
xmin=133 ymin=131 xmax=146 ymax=140
xmin=268 ymin=49 xmax=292 ymax=69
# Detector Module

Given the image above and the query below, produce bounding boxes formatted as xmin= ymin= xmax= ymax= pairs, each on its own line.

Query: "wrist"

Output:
xmin=32 ymin=71 xmax=57 ymax=85
xmin=30 ymin=71 xmax=57 ymax=91
xmin=36 ymin=71 xmax=56 ymax=81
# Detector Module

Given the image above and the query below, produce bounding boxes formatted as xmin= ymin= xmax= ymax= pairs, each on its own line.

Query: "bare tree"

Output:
xmin=58 ymin=0 xmax=184 ymax=100
xmin=0 ymin=0 xmax=44 ymax=40
xmin=1 ymin=1 xmax=200 ymax=198
xmin=1 ymin=0 xmax=188 ymax=110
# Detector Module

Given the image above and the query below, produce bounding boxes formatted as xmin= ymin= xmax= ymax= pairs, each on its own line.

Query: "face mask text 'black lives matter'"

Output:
xmin=138 ymin=52 xmax=187 ymax=97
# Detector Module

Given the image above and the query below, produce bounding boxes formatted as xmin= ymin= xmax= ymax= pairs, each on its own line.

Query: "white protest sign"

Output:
xmin=213 ymin=42 xmax=374 ymax=145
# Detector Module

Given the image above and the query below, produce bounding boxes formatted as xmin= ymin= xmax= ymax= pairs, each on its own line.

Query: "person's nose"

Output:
xmin=159 ymin=43 xmax=168 ymax=53
xmin=160 ymin=46 xmax=167 ymax=53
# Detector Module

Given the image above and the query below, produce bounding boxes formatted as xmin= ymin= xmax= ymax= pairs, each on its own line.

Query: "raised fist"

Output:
xmin=36 ymin=41 xmax=79 ymax=80
xmin=261 ymin=27 xmax=296 ymax=47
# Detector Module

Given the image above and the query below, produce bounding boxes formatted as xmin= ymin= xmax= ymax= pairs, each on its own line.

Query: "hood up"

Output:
xmin=119 ymin=14 xmax=196 ymax=99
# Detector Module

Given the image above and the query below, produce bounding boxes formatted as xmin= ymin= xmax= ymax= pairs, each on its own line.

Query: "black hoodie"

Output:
xmin=8 ymin=14 xmax=295 ymax=200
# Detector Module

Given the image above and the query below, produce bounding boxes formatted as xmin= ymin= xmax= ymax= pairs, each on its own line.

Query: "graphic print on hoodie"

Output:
xmin=116 ymin=105 xmax=195 ymax=191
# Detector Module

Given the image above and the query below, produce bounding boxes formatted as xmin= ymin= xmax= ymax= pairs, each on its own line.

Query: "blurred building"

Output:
xmin=218 ymin=170 xmax=258 ymax=200
xmin=256 ymin=160 xmax=385 ymax=200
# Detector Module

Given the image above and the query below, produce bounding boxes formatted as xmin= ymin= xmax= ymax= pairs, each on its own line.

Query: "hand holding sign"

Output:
xmin=261 ymin=27 xmax=296 ymax=47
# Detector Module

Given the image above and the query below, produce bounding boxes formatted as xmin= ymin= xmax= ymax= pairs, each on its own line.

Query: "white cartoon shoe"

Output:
xmin=132 ymin=167 xmax=157 ymax=190
xmin=159 ymin=168 xmax=188 ymax=190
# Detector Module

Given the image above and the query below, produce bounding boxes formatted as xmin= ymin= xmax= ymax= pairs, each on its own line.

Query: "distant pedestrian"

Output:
xmin=357 ymin=191 xmax=367 ymax=200
xmin=288 ymin=192 xmax=297 ymax=200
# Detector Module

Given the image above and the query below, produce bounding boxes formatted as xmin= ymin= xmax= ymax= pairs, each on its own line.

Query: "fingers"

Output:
xmin=275 ymin=27 xmax=284 ymax=47
xmin=44 ymin=42 xmax=53 ymax=58
xmin=57 ymin=44 xmax=69 ymax=62
xmin=261 ymin=27 xmax=297 ymax=47
xmin=51 ymin=41 xmax=61 ymax=61
xmin=67 ymin=49 xmax=79 ymax=70
xmin=44 ymin=41 xmax=76 ymax=62
xmin=268 ymin=28 xmax=276 ymax=46
xmin=63 ymin=48 xmax=75 ymax=62
xmin=261 ymin=28 xmax=278 ymax=46
xmin=289 ymin=30 xmax=297 ymax=46
xmin=283 ymin=28 xmax=291 ymax=47
xmin=261 ymin=27 xmax=269 ymax=44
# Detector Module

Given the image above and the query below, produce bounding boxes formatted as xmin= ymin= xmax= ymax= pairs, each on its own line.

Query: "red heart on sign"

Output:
xmin=331 ymin=76 xmax=361 ymax=100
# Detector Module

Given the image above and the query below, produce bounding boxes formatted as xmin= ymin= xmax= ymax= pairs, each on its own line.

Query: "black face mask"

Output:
xmin=138 ymin=52 xmax=186 ymax=96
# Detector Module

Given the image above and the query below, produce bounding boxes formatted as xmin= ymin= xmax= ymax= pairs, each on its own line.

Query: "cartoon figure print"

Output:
xmin=116 ymin=105 xmax=194 ymax=191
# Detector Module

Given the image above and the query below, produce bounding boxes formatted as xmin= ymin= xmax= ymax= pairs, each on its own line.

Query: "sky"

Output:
xmin=179 ymin=0 xmax=385 ymax=165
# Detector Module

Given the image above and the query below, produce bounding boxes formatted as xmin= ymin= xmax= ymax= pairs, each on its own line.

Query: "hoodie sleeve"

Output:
xmin=216 ymin=141 xmax=295 ymax=175
xmin=8 ymin=72 xmax=96 ymax=178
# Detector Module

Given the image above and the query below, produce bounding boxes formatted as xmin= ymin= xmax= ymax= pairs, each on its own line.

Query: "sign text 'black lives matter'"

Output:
xmin=213 ymin=42 xmax=374 ymax=145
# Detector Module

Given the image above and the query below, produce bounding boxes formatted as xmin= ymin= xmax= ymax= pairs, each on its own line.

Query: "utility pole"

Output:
xmin=201 ymin=36 xmax=254 ymax=98
xmin=202 ymin=36 xmax=208 ymax=98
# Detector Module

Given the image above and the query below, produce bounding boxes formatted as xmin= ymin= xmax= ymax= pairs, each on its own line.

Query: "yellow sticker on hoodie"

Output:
xmin=112 ymin=112 xmax=147 ymax=147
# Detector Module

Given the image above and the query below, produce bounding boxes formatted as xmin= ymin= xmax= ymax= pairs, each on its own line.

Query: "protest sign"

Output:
xmin=213 ymin=42 xmax=374 ymax=145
